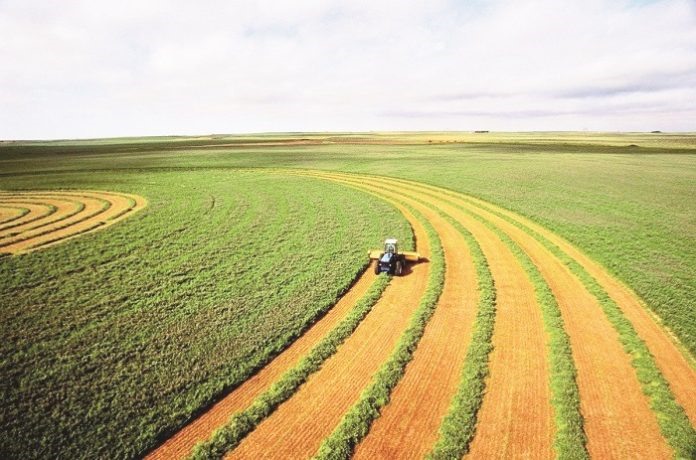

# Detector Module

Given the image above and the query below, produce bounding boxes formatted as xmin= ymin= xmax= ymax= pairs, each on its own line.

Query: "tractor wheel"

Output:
xmin=373 ymin=260 xmax=380 ymax=275
xmin=395 ymin=260 xmax=403 ymax=276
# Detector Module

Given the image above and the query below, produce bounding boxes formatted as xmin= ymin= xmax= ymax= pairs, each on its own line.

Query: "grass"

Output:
xmin=189 ymin=274 xmax=392 ymax=460
xmin=368 ymin=178 xmax=586 ymax=459
xmin=0 ymin=170 xmax=411 ymax=459
xmin=470 ymin=203 xmax=696 ymax=459
xmin=1 ymin=133 xmax=694 ymax=458
xmin=425 ymin=214 xmax=497 ymax=459
xmin=0 ymin=203 xmax=57 ymax=232
xmin=369 ymin=176 xmax=588 ymax=458
xmin=314 ymin=203 xmax=445 ymax=460
xmin=6 ymin=134 xmax=691 ymax=354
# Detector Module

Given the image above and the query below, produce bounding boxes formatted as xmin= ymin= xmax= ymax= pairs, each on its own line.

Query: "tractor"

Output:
xmin=368 ymin=238 xmax=421 ymax=276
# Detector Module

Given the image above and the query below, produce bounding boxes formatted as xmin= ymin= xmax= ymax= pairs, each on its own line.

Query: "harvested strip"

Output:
xmin=471 ymin=196 xmax=696 ymax=427
xmin=0 ymin=206 xmax=27 ymax=225
xmin=360 ymin=176 xmax=585 ymax=458
xmin=226 ymin=200 xmax=431 ymax=460
xmin=395 ymin=176 xmax=696 ymax=428
xmin=420 ymin=186 xmax=693 ymax=456
xmin=477 ymin=210 xmax=693 ymax=457
xmin=189 ymin=274 xmax=391 ymax=459
xmin=361 ymin=175 xmax=554 ymax=459
xmin=0 ymin=196 xmax=108 ymax=249
xmin=435 ymin=189 xmax=672 ymax=458
xmin=0 ymin=197 xmax=82 ymax=242
xmin=314 ymin=193 xmax=445 ymax=459
xmin=0 ymin=190 xmax=146 ymax=254
xmin=148 ymin=271 xmax=379 ymax=460
xmin=428 ymin=215 xmax=496 ymax=459
xmin=315 ymin=176 xmax=477 ymax=459
xmin=0 ymin=201 xmax=55 ymax=232
xmin=496 ymin=232 xmax=587 ymax=458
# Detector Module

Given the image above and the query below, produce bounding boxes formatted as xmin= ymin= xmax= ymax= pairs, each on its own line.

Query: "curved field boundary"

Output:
xmin=0 ymin=206 xmax=29 ymax=225
xmin=0 ymin=201 xmax=59 ymax=233
xmin=369 ymin=175 xmax=671 ymax=457
xmin=361 ymin=173 xmax=692 ymax=457
xmin=224 ymin=199 xmax=432 ymax=460
xmin=148 ymin=271 xmax=383 ymax=459
xmin=325 ymin=174 xmax=554 ymax=459
xmin=148 ymin=169 xmax=694 ymax=460
xmin=298 ymin=171 xmax=691 ymax=457
xmin=315 ymin=201 xmax=445 ymax=460
xmin=382 ymin=175 xmax=695 ymax=457
xmin=189 ymin=275 xmax=391 ymax=459
xmin=0 ymin=190 xmax=146 ymax=254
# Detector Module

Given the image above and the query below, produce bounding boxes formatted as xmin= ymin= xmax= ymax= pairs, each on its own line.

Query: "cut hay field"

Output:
xmin=0 ymin=132 xmax=694 ymax=459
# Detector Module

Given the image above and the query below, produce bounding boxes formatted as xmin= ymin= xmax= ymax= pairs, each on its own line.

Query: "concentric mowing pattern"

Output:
xmin=0 ymin=190 xmax=146 ymax=254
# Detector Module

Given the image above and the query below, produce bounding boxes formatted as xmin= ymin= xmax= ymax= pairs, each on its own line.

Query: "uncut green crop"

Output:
xmin=0 ymin=170 xmax=411 ymax=459
xmin=1 ymin=133 xmax=694 ymax=458
xmin=190 ymin=275 xmax=391 ymax=460
xmin=5 ymin=136 xmax=691 ymax=353
xmin=315 ymin=203 xmax=446 ymax=460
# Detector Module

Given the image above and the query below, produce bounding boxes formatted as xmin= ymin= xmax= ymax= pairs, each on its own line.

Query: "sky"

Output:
xmin=0 ymin=0 xmax=695 ymax=139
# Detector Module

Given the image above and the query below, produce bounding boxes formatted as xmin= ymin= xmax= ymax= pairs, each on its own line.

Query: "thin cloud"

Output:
xmin=1 ymin=0 xmax=695 ymax=139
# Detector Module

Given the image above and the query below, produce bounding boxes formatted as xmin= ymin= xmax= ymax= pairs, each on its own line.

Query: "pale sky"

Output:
xmin=1 ymin=0 xmax=695 ymax=139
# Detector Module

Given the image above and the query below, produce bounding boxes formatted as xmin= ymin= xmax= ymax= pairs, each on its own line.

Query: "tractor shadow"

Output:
xmin=402 ymin=257 xmax=428 ymax=276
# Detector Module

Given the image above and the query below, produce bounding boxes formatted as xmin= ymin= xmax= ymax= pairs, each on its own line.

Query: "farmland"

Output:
xmin=0 ymin=132 xmax=695 ymax=459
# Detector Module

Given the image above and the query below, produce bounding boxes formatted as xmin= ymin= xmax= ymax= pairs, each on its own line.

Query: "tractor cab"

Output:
xmin=368 ymin=238 xmax=422 ymax=276
xmin=384 ymin=238 xmax=398 ymax=255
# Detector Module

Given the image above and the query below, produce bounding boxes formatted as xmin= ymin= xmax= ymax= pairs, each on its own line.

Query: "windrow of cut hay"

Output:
xmin=189 ymin=275 xmax=391 ymax=459
xmin=152 ymin=170 xmax=695 ymax=460
xmin=313 ymin=196 xmax=446 ymax=459
xmin=0 ymin=190 xmax=146 ymax=254
xmin=376 ymin=174 xmax=694 ymax=458
xmin=224 ymin=200 xmax=432 ymax=459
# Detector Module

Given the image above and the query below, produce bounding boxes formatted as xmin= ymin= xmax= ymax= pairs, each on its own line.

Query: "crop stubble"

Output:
xmin=148 ymin=171 xmax=693 ymax=459
xmin=342 ymin=181 xmax=479 ymax=459
xmin=146 ymin=271 xmax=378 ymax=460
xmin=226 ymin=201 xmax=431 ymax=459
xmin=0 ymin=190 xmax=145 ymax=254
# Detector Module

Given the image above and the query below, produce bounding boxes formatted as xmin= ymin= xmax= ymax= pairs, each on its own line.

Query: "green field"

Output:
xmin=1 ymin=132 xmax=694 ymax=459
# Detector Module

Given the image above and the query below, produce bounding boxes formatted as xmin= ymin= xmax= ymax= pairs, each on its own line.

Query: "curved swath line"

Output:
xmin=226 ymin=192 xmax=433 ymax=460
xmin=355 ymin=176 xmax=586 ymax=457
xmin=0 ymin=197 xmax=85 ymax=239
xmin=307 ymin=172 xmax=555 ymax=458
xmin=0 ymin=196 xmax=112 ymax=252
xmin=311 ymin=174 xmax=496 ymax=459
xmin=0 ymin=191 xmax=146 ymax=255
xmin=0 ymin=206 xmax=30 ymax=225
xmin=382 ymin=175 xmax=696 ymax=427
xmin=47 ymin=190 xmax=145 ymax=222
xmin=16 ymin=192 xmax=144 ymax=253
xmin=0 ymin=201 xmax=57 ymax=232
xmin=350 ymin=173 xmax=683 ymax=457
xmin=0 ymin=196 xmax=106 ymax=248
